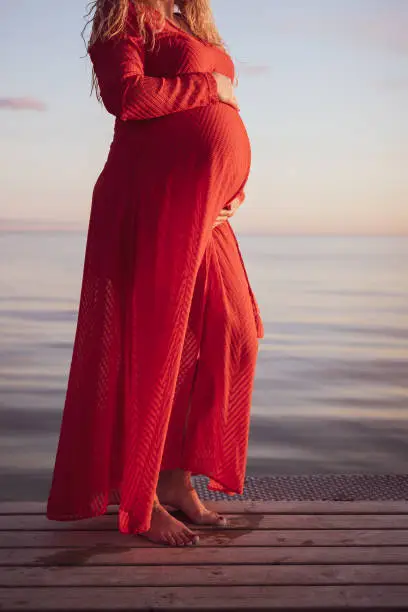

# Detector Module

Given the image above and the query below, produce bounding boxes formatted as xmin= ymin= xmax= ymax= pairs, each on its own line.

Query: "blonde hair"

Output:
xmin=84 ymin=1 xmax=224 ymax=99
xmin=86 ymin=0 xmax=223 ymax=46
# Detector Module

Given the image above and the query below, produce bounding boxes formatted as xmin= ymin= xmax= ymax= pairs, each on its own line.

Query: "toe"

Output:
xmin=175 ymin=532 xmax=187 ymax=547
xmin=197 ymin=510 xmax=227 ymax=526
xmin=182 ymin=529 xmax=195 ymax=546
xmin=165 ymin=533 xmax=177 ymax=547
xmin=208 ymin=511 xmax=227 ymax=526
xmin=185 ymin=529 xmax=197 ymax=545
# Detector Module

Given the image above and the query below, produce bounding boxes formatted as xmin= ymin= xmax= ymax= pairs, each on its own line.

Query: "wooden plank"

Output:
xmin=202 ymin=514 xmax=408 ymax=530
xmin=0 ymin=503 xmax=49 ymax=515
xmin=1 ymin=585 xmax=408 ymax=610
xmin=204 ymin=500 xmax=408 ymax=515
xmin=2 ymin=564 xmax=408 ymax=587
xmin=1 ymin=500 xmax=408 ymax=515
xmin=4 ymin=513 xmax=408 ymax=531
xmin=0 ymin=515 xmax=119 ymax=531
xmin=2 ymin=529 xmax=408 ymax=548
xmin=2 ymin=546 xmax=408 ymax=566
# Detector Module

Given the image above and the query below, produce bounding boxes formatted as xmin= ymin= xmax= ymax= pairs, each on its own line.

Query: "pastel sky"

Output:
xmin=1 ymin=0 xmax=407 ymax=234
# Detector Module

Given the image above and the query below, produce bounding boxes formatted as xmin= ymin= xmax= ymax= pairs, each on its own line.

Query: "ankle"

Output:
xmin=159 ymin=469 xmax=192 ymax=488
xmin=152 ymin=496 xmax=163 ymax=512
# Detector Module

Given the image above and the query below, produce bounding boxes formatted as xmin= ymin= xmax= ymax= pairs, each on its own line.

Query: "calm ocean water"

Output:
xmin=1 ymin=232 xmax=407 ymax=500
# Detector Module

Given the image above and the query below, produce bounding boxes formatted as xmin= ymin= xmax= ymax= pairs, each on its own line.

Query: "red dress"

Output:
xmin=46 ymin=8 xmax=264 ymax=535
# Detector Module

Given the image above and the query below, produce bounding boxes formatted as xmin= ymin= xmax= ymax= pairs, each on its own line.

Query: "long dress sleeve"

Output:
xmin=89 ymin=28 xmax=219 ymax=121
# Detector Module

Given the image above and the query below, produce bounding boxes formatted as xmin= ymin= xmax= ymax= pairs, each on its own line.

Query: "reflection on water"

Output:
xmin=1 ymin=232 xmax=407 ymax=500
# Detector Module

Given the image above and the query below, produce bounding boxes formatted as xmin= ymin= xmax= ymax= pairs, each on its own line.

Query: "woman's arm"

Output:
xmin=89 ymin=31 xmax=219 ymax=121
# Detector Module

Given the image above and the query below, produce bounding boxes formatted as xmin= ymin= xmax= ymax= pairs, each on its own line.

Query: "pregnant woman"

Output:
xmin=47 ymin=0 xmax=264 ymax=547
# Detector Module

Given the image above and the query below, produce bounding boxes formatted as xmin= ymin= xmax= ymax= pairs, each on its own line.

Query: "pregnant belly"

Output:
xmin=175 ymin=104 xmax=252 ymax=204
xmin=184 ymin=104 xmax=251 ymax=198
xmin=112 ymin=103 xmax=251 ymax=206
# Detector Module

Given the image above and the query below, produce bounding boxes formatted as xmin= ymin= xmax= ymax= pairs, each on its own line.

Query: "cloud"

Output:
xmin=345 ymin=11 xmax=408 ymax=54
xmin=0 ymin=97 xmax=47 ymax=111
xmin=235 ymin=62 xmax=270 ymax=78
xmin=377 ymin=77 xmax=408 ymax=91
xmin=276 ymin=6 xmax=408 ymax=55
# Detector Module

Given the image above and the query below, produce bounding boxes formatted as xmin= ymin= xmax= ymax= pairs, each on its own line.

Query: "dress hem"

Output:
xmin=46 ymin=466 xmax=243 ymax=533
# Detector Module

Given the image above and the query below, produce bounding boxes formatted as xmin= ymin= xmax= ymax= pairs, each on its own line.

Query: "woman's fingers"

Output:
xmin=212 ymin=191 xmax=246 ymax=228
xmin=212 ymin=207 xmax=234 ymax=228
xmin=213 ymin=190 xmax=246 ymax=227
xmin=212 ymin=71 xmax=239 ymax=110
xmin=226 ymin=194 xmax=243 ymax=212
xmin=217 ymin=210 xmax=233 ymax=222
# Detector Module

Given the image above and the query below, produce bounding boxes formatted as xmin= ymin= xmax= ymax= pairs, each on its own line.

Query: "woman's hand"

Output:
xmin=212 ymin=72 xmax=239 ymax=109
xmin=212 ymin=194 xmax=243 ymax=229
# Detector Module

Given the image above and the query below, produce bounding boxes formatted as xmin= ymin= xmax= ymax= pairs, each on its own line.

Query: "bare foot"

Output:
xmin=157 ymin=469 xmax=228 ymax=527
xmin=139 ymin=496 xmax=199 ymax=547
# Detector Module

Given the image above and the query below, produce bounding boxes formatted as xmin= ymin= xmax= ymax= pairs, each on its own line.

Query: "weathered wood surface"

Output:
xmin=1 ymin=585 xmax=408 ymax=610
xmin=2 ymin=528 xmax=408 ymax=548
xmin=1 ymin=501 xmax=408 ymax=610
xmin=3 ymin=564 xmax=408 ymax=586
xmin=2 ymin=546 xmax=408 ymax=565
xmin=1 ymin=500 xmax=408 ymax=514
xmin=3 ymin=513 xmax=408 ymax=530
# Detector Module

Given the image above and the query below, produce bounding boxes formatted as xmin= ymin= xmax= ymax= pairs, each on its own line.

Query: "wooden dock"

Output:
xmin=1 ymin=500 xmax=408 ymax=610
